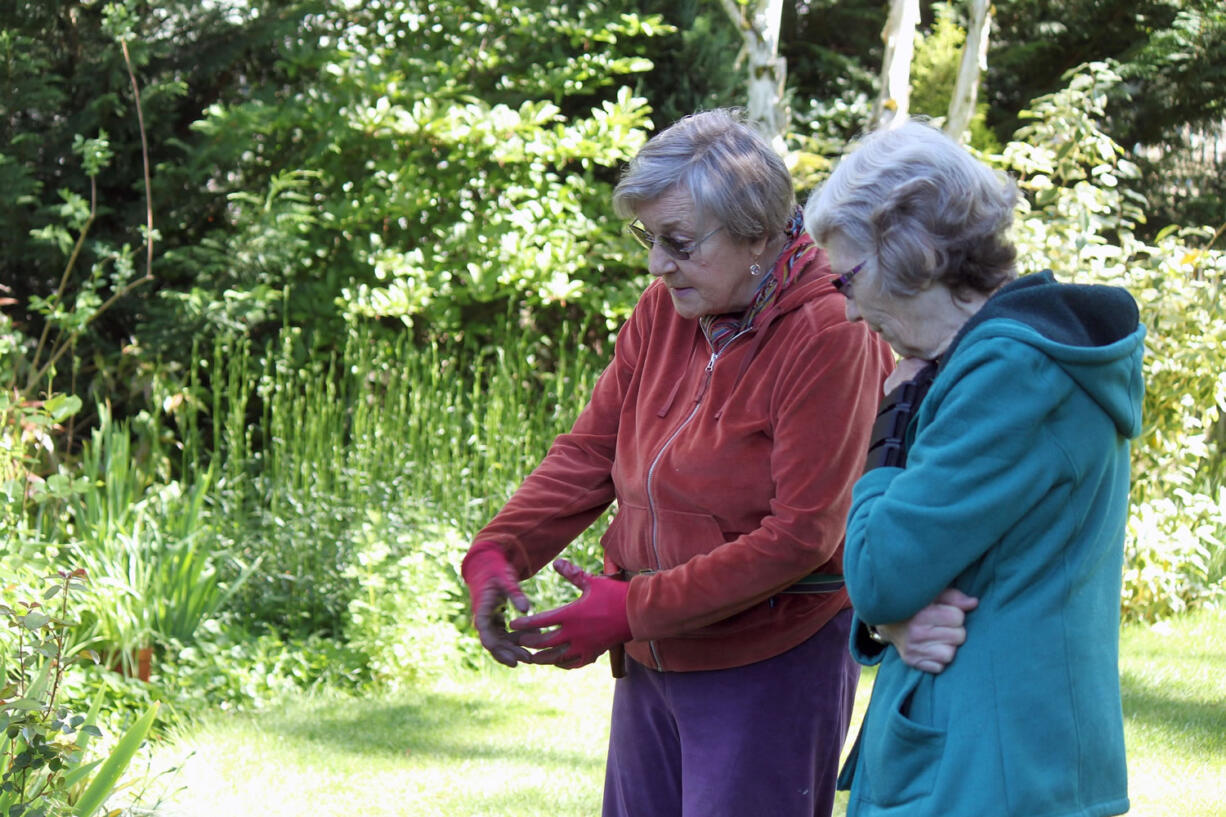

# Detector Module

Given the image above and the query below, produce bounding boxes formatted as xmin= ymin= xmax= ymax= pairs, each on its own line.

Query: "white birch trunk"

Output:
xmin=873 ymin=0 xmax=920 ymax=131
xmin=720 ymin=0 xmax=788 ymax=154
xmin=945 ymin=0 xmax=992 ymax=143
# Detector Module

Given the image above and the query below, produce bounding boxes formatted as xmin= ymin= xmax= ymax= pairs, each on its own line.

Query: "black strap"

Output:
xmin=864 ymin=362 xmax=938 ymax=470
xmin=614 ymin=567 xmax=843 ymax=595
xmin=778 ymin=572 xmax=845 ymax=594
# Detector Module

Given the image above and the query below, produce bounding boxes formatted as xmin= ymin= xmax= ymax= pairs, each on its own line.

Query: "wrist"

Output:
xmin=462 ymin=541 xmax=508 ymax=582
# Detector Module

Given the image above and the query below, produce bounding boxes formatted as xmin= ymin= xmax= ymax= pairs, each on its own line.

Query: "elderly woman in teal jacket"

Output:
xmin=804 ymin=120 xmax=1143 ymax=817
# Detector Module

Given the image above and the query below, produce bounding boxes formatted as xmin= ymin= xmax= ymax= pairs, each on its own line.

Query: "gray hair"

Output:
xmin=613 ymin=108 xmax=795 ymax=243
xmin=804 ymin=120 xmax=1018 ymax=298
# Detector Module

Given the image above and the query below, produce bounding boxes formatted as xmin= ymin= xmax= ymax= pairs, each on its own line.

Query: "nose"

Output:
xmin=647 ymin=244 xmax=677 ymax=278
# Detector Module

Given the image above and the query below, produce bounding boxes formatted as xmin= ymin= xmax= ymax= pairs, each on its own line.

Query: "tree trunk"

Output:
xmin=873 ymin=0 xmax=920 ymax=131
xmin=945 ymin=0 xmax=992 ymax=143
xmin=720 ymin=0 xmax=788 ymax=154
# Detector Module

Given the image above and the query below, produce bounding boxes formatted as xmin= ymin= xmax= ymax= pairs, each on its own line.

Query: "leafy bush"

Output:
xmin=0 ymin=568 xmax=159 ymax=817
xmin=41 ymin=409 xmax=252 ymax=675
xmin=151 ymin=0 xmax=665 ymax=350
xmin=158 ymin=622 xmax=368 ymax=714
xmin=995 ymin=61 xmax=1226 ymax=619
xmin=342 ymin=511 xmax=478 ymax=686
xmin=190 ymin=319 xmax=608 ymax=640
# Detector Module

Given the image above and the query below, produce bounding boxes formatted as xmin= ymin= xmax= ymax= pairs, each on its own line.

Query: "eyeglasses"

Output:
xmin=832 ymin=260 xmax=867 ymax=296
xmin=627 ymin=221 xmax=723 ymax=261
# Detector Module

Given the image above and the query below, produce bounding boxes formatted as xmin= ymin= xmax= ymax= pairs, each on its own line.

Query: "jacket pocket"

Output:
xmin=650 ymin=505 xmax=735 ymax=567
xmin=861 ymin=667 xmax=946 ymax=808
xmin=600 ymin=501 xmax=654 ymax=571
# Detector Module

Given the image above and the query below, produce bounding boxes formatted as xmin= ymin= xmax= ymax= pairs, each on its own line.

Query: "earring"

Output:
xmin=749 ymin=263 xmax=762 ymax=277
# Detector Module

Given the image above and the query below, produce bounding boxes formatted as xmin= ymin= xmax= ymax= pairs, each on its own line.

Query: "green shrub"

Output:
xmin=195 ymin=319 xmax=608 ymax=639
xmin=150 ymin=0 xmax=666 ymax=350
xmin=48 ymin=409 xmax=253 ymax=672
xmin=158 ymin=621 xmax=368 ymax=714
xmin=996 ymin=61 xmax=1226 ymax=619
xmin=342 ymin=510 xmax=479 ymax=686
xmin=0 ymin=569 xmax=159 ymax=817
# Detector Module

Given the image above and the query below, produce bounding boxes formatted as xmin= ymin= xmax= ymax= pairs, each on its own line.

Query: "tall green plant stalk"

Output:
xmin=3 ymin=22 xmax=159 ymax=557
xmin=188 ymin=319 xmax=610 ymax=632
xmin=56 ymin=409 xmax=251 ymax=670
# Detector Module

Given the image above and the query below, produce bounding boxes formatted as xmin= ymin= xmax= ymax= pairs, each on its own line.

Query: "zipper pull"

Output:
xmin=694 ymin=352 xmax=718 ymax=403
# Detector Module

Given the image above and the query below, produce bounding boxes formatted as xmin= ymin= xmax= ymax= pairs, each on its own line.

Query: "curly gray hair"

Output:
xmin=804 ymin=120 xmax=1019 ymax=298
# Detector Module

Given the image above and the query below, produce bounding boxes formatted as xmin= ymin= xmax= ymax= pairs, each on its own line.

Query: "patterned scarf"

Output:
xmin=699 ymin=206 xmax=809 ymax=354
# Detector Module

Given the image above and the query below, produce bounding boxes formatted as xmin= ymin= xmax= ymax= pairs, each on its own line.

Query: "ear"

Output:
xmin=748 ymin=233 xmax=770 ymax=261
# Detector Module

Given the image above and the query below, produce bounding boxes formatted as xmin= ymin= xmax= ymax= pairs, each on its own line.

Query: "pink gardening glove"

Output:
xmin=509 ymin=558 xmax=632 ymax=669
xmin=461 ymin=541 xmax=532 ymax=667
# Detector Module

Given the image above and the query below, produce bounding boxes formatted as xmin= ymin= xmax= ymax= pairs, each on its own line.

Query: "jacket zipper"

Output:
xmin=641 ymin=326 xmax=754 ymax=670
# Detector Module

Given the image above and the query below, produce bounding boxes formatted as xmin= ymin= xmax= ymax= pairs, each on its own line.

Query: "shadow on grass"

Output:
xmin=1120 ymin=671 xmax=1226 ymax=753
xmin=238 ymin=688 xmax=605 ymax=771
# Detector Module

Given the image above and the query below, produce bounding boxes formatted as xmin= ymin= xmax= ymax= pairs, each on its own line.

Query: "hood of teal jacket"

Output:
xmin=942 ymin=269 xmax=1146 ymax=439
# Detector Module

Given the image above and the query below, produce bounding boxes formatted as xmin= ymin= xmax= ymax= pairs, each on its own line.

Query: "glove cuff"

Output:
xmin=461 ymin=540 xmax=509 ymax=583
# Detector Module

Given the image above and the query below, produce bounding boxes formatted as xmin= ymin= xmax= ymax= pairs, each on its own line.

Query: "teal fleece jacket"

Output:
xmin=841 ymin=271 xmax=1144 ymax=817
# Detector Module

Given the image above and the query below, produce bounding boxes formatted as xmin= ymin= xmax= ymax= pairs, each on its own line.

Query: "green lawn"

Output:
xmin=143 ymin=607 xmax=1225 ymax=817
xmin=1118 ymin=610 xmax=1226 ymax=816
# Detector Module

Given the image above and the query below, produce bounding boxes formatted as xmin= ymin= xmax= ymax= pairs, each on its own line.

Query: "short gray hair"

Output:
xmin=804 ymin=120 xmax=1018 ymax=298
xmin=613 ymin=108 xmax=795 ymax=243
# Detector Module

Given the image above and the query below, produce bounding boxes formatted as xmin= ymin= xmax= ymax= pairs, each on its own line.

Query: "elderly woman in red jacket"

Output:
xmin=460 ymin=109 xmax=961 ymax=817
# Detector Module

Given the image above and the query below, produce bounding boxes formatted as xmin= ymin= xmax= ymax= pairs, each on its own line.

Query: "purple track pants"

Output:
xmin=603 ymin=608 xmax=859 ymax=817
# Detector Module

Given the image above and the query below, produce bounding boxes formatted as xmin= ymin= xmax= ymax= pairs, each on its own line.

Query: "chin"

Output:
xmin=668 ymin=294 xmax=704 ymax=320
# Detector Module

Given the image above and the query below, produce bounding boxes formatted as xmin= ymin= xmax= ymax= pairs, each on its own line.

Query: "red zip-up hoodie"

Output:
xmin=470 ymin=237 xmax=892 ymax=671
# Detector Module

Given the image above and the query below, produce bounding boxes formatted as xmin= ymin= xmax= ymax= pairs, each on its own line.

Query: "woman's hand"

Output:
xmin=875 ymin=588 xmax=978 ymax=674
xmin=461 ymin=541 xmax=533 ymax=667
xmin=510 ymin=559 xmax=632 ymax=669
xmin=883 ymin=356 xmax=933 ymax=394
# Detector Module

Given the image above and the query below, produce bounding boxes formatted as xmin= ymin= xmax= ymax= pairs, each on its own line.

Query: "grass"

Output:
xmin=142 ymin=607 xmax=1225 ymax=817
xmin=144 ymin=665 xmax=615 ymax=817
xmin=1118 ymin=609 xmax=1226 ymax=816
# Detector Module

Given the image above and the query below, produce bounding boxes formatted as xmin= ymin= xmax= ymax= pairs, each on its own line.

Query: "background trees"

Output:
xmin=7 ymin=0 xmax=1221 ymax=365
xmin=0 ymin=1 xmax=1223 ymax=750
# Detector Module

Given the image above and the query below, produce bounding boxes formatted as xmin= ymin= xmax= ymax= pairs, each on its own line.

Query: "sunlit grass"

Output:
xmin=146 ymin=608 xmax=1224 ymax=817
xmin=148 ymin=663 xmax=615 ymax=817
xmin=1118 ymin=607 xmax=1226 ymax=817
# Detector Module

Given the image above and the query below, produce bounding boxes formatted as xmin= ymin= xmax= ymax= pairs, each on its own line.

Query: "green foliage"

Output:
xmin=150 ymin=0 xmax=664 ymax=349
xmin=69 ymin=701 xmax=158 ymax=817
xmin=341 ymin=511 xmax=477 ymax=686
xmin=193 ymin=320 xmax=608 ymax=641
xmin=158 ymin=622 xmax=368 ymax=714
xmin=908 ymin=2 xmax=1000 ymax=152
xmin=1003 ymin=62 xmax=1146 ymax=274
xmin=996 ymin=61 xmax=1226 ymax=619
xmin=986 ymin=0 xmax=1224 ymax=233
xmin=624 ymin=0 xmax=738 ymax=128
xmin=52 ymin=409 xmax=252 ymax=673
xmin=0 ymin=569 xmax=158 ymax=817
xmin=784 ymin=0 xmax=884 ymax=128
xmin=1105 ymin=1 xmax=1226 ymax=148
